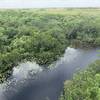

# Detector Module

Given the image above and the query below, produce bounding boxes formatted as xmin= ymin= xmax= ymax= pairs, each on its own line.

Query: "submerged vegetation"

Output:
xmin=0 ymin=9 xmax=100 ymax=82
xmin=60 ymin=60 xmax=100 ymax=100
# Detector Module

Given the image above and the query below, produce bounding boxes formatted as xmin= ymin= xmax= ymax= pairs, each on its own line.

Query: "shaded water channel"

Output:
xmin=0 ymin=47 xmax=100 ymax=100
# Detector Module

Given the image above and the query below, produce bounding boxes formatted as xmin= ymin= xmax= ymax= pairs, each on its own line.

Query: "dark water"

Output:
xmin=0 ymin=47 xmax=100 ymax=100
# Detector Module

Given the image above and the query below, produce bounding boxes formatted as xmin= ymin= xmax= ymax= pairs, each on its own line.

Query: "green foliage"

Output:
xmin=60 ymin=60 xmax=100 ymax=100
xmin=0 ymin=9 xmax=100 ymax=82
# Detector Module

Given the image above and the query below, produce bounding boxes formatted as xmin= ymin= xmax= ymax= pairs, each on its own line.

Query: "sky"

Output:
xmin=0 ymin=0 xmax=100 ymax=8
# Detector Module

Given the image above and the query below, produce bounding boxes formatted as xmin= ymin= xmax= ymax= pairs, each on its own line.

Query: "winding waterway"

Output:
xmin=0 ymin=47 xmax=100 ymax=100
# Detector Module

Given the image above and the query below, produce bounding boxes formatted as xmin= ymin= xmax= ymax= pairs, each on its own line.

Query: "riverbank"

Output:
xmin=0 ymin=47 xmax=99 ymax=100
xmin=70 ymin=39 xmax=100 ymax=48
xmin=60 ymin=60 xmax=100 ymax=100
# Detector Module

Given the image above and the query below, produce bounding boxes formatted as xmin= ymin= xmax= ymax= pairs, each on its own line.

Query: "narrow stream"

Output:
xmin=0 ymin=47 xmax=100 ymax=100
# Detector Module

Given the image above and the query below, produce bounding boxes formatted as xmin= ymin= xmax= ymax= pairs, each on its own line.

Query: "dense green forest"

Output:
xmin=60 ymin=60 xmax=100 ymax=100
xmin=0 ymin=9 xmax=100 ymax=82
